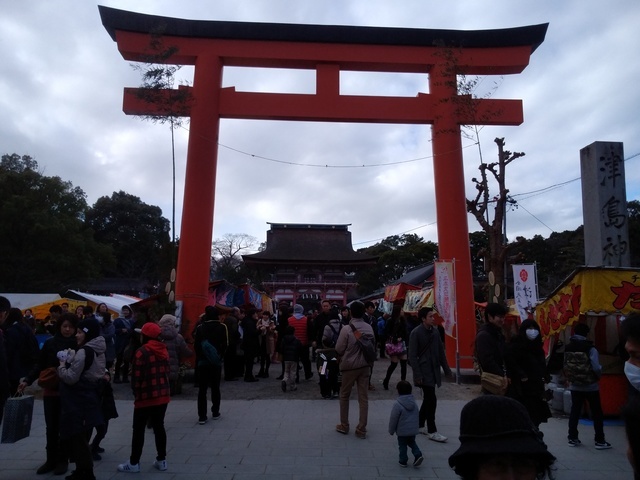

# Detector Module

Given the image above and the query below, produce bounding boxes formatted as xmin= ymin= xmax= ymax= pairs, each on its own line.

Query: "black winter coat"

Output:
xmin=505 ymin=335 xmax=547 ymax=396
xmin=3 ymin=320 xmax=39 ymax=383
xmin=281 ymin=334 xmax=301 ymax=362
xmin=194 ymin=320 xmax=229 ymax=365
xmin=385 ymin=318 xmax=408 ymax=344
xmin=475 ymin=322 xmax=506 ymax=376
xmin=240 ymin=318 xmax=260 ymax=354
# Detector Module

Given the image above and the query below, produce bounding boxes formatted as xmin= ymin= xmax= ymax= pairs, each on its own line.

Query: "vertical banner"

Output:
xmin=512 ymin=264 xmax=538 ymax=320
xmin=434 ymin=260 xmax=456 ymax=336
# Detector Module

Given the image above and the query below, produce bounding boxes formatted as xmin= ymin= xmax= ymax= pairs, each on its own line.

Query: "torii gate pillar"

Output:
xmin=100 ymin=6 xmax=547 ymax=366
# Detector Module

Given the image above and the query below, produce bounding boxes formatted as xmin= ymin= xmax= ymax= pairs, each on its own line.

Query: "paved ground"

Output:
xmin=0 ymin=358 xmax=632 ymax=479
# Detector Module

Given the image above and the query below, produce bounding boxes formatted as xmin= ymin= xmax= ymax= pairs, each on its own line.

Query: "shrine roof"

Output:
xmin=242 ymin=223 xmax=377 ymax=266
xmin=99 ymin=6 xmax=548 ymax=53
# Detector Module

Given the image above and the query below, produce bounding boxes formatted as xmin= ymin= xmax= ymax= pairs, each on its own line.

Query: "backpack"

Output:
xmin=200 ymin=339 xmax=222 ymax=367
xmin=327 ymin=323 xmax=342 ymax=348
xmin=563 ymin=351 xmax=598 ymax=385
xmin=349 ymin=323 xmax=377 ymax=364
xmin=81 ymin=346 xmax=95 ymax=373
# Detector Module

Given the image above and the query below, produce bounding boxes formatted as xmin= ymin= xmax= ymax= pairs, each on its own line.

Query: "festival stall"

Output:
xmin=402 ymin=288 xmax=435 ymax=314
xmin=207 ymin=280 xmax=273 ymax=312
xmin=536 ymin=266 xmax=640 ymax=415
xmin=238 ymin=283 xmax=274 ymax=313
xmin=1 ymin=293 xmax=87 ymax=320
xmin=384 ymin=282 xmax=421 ymax=304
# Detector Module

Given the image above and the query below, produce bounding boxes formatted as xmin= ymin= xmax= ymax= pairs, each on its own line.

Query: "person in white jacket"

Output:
xmin=57 ymin=318 xmax=106 ymax=480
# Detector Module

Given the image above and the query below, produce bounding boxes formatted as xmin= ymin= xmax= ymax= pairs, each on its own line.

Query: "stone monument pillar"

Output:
xmin=580 ymin=141 xmax=630 ymax=266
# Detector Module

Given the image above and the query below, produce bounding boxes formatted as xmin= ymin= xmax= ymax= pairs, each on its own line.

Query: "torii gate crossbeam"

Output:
xmin=100 ymin=6 xmax=547 ymax=366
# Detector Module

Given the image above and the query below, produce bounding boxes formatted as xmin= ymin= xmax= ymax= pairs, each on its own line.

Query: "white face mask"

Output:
xmin=525 ymin=328 xmax=539 ymax=340
xmin=624 ymin=361 xmax=640 ymax=392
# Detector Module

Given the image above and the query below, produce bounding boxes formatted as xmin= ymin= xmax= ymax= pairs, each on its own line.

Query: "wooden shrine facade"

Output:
xmin=243 ymin=223 xmax=377 ymax=309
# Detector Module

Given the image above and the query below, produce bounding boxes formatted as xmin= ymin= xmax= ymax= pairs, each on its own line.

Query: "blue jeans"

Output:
xmin=397 ymin=435 xmax=422 ymax=465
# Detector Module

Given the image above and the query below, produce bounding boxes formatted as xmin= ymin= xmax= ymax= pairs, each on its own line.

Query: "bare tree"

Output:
xmin=211 ymin=234 xmax=259 ymax=282
xmin=466 ymin=137 xmax=525 ymax=302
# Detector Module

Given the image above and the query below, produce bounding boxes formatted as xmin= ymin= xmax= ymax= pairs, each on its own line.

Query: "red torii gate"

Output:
xmin=100 ymin=6 xmax=547 ymax=366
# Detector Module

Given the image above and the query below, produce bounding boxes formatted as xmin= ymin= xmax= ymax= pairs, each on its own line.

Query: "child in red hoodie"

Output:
xmin=118 ymin=322 xmax=171 ymax=473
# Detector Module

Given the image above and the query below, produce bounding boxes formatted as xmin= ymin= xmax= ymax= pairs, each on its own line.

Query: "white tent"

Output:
xmin=1 ymin=293 xmax=61 ymax=310
xmin=68 ymin=290 xmax=140 ymax=315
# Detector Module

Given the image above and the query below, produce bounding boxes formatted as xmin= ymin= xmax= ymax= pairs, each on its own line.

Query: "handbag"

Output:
xmin=385 ymin=340 xmax=407 ymax=356
xmin=480 ymin=371 xmax=508 ymax=396
xmin=37 ymin=366 xmax=59 ymax=390
xmin=1 ymin=394 xmax=35 ymax=443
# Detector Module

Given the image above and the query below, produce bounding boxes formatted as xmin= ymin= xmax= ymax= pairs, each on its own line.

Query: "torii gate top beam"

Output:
xmin=99 ymin=6 xmax=547 ymax=125
xmin=99 ymin=6 xmax=547 ymax=74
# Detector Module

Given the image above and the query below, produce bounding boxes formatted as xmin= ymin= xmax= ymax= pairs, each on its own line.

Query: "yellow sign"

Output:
xmin=536 ymin=267 xmax=640 ymax=339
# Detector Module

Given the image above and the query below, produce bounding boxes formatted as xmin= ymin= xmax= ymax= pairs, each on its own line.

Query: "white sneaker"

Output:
xmin=427 ymin=432 xmax=448 ymax=443
xmin=117 ymin=461 xmax=140 ymax=473
xmin=153 ymin=459 xmax=167 ymax=471
xmin=419 ymin=426 xmax=429 ymax=435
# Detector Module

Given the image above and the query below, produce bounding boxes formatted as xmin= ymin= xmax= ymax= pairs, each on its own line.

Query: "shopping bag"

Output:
xmin=1 ymin=394 xmax=35 ymax=443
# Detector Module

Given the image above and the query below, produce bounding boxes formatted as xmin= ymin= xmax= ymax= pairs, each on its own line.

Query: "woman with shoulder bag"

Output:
xmin=382 ymin=307 xmax=409 ymax=390
xmin=18 ymin=312 xmax=78 ymax=475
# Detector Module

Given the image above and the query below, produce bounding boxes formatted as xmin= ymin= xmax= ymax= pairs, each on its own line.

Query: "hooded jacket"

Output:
xmin=322 ymin=318 xmax=343 ymax=348
xmin=288 ymin=308 xmax=312 ymax=346
xmin=57 ymin=336 xmax=107 ymax=438
xmin=160 ymin=321 xmax=192 ymax=381
xmin=335 ymin=317 xmax=374 ymax=371
xmin=131 ymin=338 xmax=171 ymax=408
xmin=58 ymin=336 xmax=107 ymax=386
xmin=388 ymin=394 xmax=420 ymax=436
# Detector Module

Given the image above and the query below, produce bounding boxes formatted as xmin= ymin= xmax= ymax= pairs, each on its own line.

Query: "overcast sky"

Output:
xmin=2 ymin=1 xmax=639 ymax=253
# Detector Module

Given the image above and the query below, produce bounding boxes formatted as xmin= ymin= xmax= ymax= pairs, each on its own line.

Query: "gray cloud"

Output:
xmin=2 ymin=0 xmax=639 ymax=253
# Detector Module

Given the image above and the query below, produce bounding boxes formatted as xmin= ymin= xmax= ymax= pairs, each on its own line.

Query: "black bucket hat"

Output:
xmin=448 ymin=395 xmax=555 ymax=470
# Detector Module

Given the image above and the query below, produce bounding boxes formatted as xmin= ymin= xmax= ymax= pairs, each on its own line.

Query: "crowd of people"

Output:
xmin=0 ymin=296 xmax=174 ymax=480
xmin=1 ymin=294 xmax=640 ymax=479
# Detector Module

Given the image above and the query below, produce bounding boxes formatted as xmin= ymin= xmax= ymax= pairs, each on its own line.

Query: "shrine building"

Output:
xmin=242 ymin=223 xmax=377 ymax=310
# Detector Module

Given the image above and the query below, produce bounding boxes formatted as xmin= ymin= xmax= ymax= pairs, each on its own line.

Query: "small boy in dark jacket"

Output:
xmin=388 ymin=380 xmax=423 ymax=468
xmin=281 ymin=326 xmax=301 ymax=392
